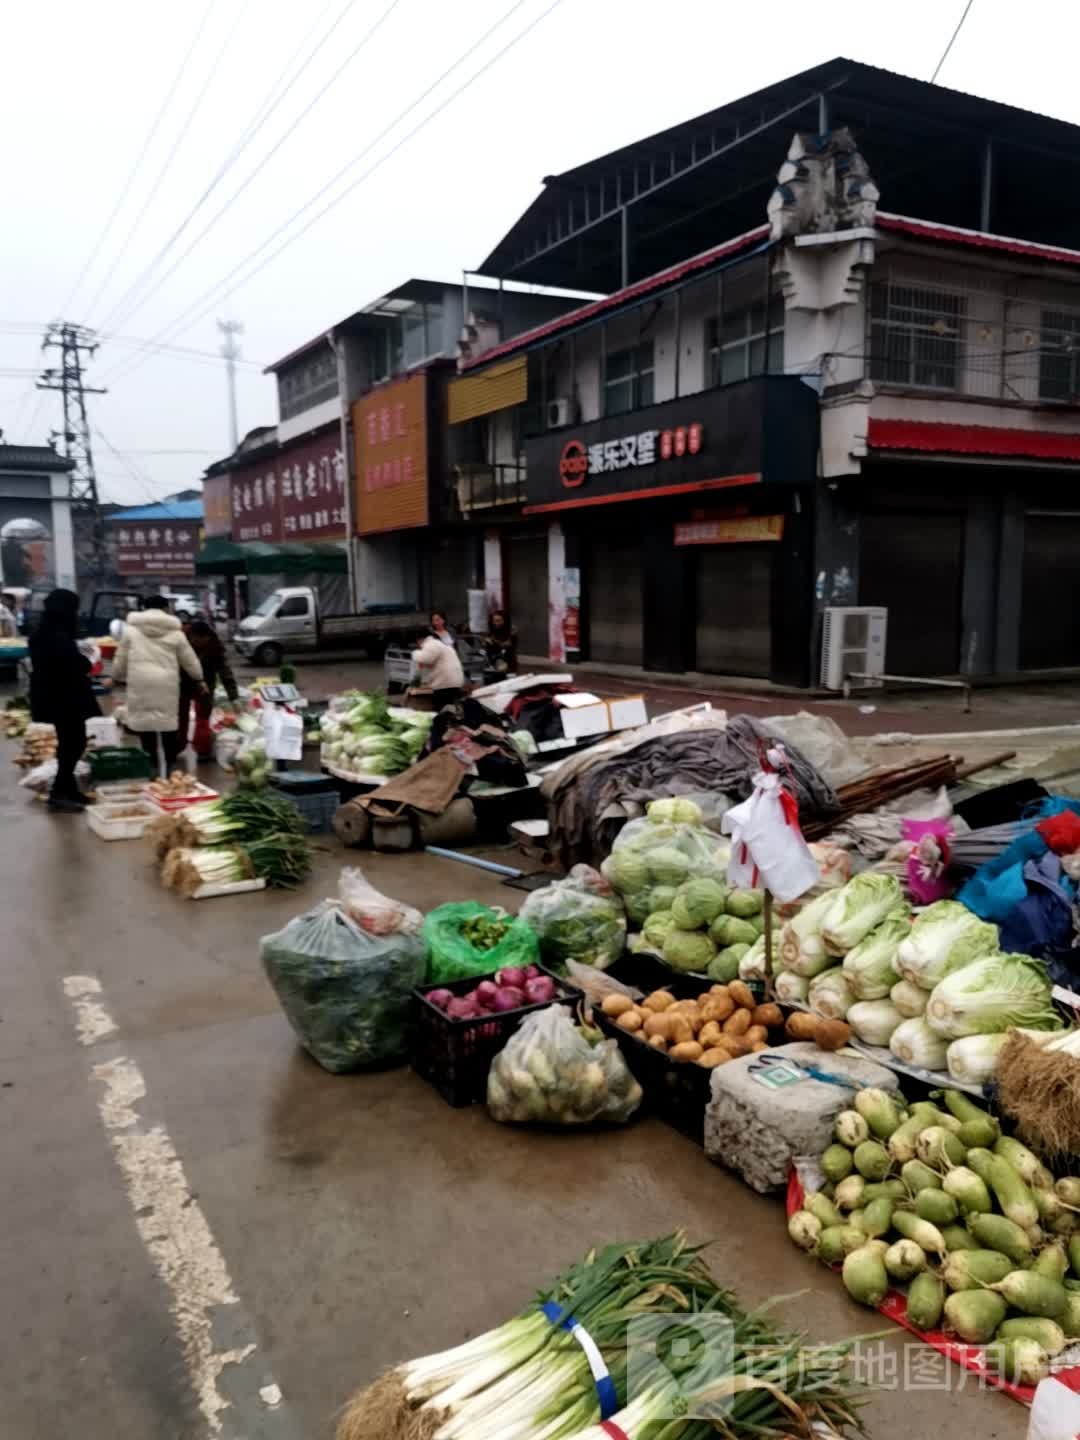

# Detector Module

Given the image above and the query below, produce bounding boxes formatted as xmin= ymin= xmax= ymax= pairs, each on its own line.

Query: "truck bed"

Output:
xmin=320 ymin=610 xmax=427 ymax=638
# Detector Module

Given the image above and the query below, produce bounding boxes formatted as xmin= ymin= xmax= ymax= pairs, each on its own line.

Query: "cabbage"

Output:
xmin=808 ymin=967 xmax=857 ymax=1019
xmin=821 ymin=874 xmax=905 ymax=955
xmin=739 ymin=933 xmax=768 ymax=981
xmin=605 ymin=817 xmax=727 ymax=922
xmin=842 ymin=915 xmax=909 ymax=1000
xmin=726 ymin=888 xmax=764 ymax=918
xmin=645 ymin=845 xmax=691 ymax=888
xmin=670 ymin=877 xmax=728 ymax=929
xmin=890 ymin=979 xmax=929 ymax=1018
xmin=603 ymin=848 xmax=650 ymax=897
xmin=518 ymin=864 xmax=627 ymax=970
xmin=894 ymin=900 xmax=999 ymax=991
xmin=648 ymin=885 xmax=679 ymax=914
xmin=779 ymin=890 xmax=841 ymax=974
xmin=709 ymin=944 xmax=749 ymax=982
xmin=946 ymin=1033 xmax=1010 ymax=1085
xmin=662 ymin=928 xmax=716 ymax=973
xmin=890 ymin=1017 xmax=950 ymax=1072
xmin=924 ymin=953 xmax=1061 ymax=1039
xmin=642 ymin=910 xmax=678 ymax=951
xmin=847 ymin=998 xmax=904 ymax=1047
xmin=710 ymin=914 xmax=759 ymax=948
xmin=647 ymin=796 xmax=704 ymax=826
xmin=775 ymin=970 xmax=810 ymax=1003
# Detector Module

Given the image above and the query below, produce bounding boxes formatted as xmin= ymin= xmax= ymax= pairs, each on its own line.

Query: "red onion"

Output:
xmin=524 ymin=975 xmax=556 ymax=1005
xmin=495 ymin=966 xmax=526 ymax=989
xmin=492 ymin=985 xmax=525 ymax=1012
xmin=446 ymin=996 xmax=478 ymax=1021
xmin=427 ymin=988 xmax=454 ymax=1012
xmin=473 ymin=979 xmax=498 ymax=1010
xmin=523 ymin=964 xmax=540 ymax=980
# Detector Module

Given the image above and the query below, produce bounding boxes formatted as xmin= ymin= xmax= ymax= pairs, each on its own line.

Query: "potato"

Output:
xmin=744 ymin=1025 xmax=768 ymax=1047
xmin=752 ymin=1002 xmax=783 ymax=1029
xmin=616 ymin=1009 xmax=644 ymax=1032
xmin=723 ymin=1008 xmax=752 ymax=1037
xmin=814 ymin=1019 xmax=851 ymax=1052
xmin=721 ymin=1036 xmax=750 ymax=1058
xmin=648 ymin=1034 xmax=668 ymax=1052
xmin=669 ymin=1040 xmax=704 ymax=1063
xmin=785 ymin=1011 xmax=820 ymax=1041
xmin=699 ymin=1021 xmax=724 ymax=1048
xmin=709 ymin=984 xmax=731 ymax=1002
xmin=668 ymin=1014 xmax=695 ymax=1047
xmin=698 ymin=1047 xmax=731 ymax=1068
xmin=751 ymin=1041 xmax=770 ymax=1053
xmin=602 ymin=993 xmax=634 ymax=1018
xmin=642 ymin=989 xmax=676 ymax=1013
xmin=700 ymin=994 xmax=734 ymax=1025
xmin=728 ymin=980 xmax=756 ymax=1011
xmin=643 ymin=1012 xmax=673 ymax=1042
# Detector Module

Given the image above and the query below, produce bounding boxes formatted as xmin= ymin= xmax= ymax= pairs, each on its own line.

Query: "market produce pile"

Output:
xmin=147 ymin=790 xmax=312 ymax=894
xmin=773 ymin=880 xmax=1062 ymax=1085
xmin=338 ymin=1232 xmax=872 ymax=1440
xmin=599 ymin=980 xmax=786 ymax=1067
xmin=319 ymin=691 xmax=433 ymax=778
xmin=518 ymin=864 xmax=626 ymax=970
xmin=2 ymin=697 xmax=29 ymax=739
xmin=425 ymin=964 xmax=557 ymax=1019
xmin=789 ymin=1086 xmax=1080 ymax=1388
xmin=487 ymin=1004 xmax=643 ymax=1125
xmin=423 ymin=901 xmax=540 ymax=985
xmin=11 ymin=720 xmax=56 ymax=767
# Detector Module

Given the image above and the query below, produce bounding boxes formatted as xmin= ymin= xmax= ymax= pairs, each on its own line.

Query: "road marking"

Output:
xmin=62 ymin=974 xmax=118 ymax=1046
xmin=64 ymin=976 xmax=288 ymax=1435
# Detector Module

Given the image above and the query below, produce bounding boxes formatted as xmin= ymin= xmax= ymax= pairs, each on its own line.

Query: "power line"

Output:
xmin=37 ymin=325 xmax=107 ymax=581
xmin=931 ymin=0 xmax=976 ymax=83
xmin=57 ymin=1 xmax=220 ymax=317
xmin=84 ymin=0 xmax=247 ymax=324
xmin=103 ymin=0 xmax=557 ymax=386
xmin=100 ymin=0 xmax=403 ymax=337
xmin=0 ymin=323 xmax=263 ymax=368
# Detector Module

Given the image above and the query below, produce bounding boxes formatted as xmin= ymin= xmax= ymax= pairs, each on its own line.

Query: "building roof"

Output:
xmin=107 ymin=498 xmax=203 ymax=523
xmin=876 ymin=213 xmax=1080 ymax=270
xmin=479 ymin=57 xmax=1080 ymax=292
xmin=867 ymin=418 xmax=1080 ymax=463
xmin=0 ymin=444 xmax=74 ymax=474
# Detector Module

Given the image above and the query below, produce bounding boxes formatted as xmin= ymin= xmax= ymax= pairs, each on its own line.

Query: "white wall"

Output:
xmin=277 ymin=396 xmax=342 ymax=445
xmin=48 ymin=473 xmax=75 ymax=590
xmin=352 ymin=533 xmax=416 ymax=609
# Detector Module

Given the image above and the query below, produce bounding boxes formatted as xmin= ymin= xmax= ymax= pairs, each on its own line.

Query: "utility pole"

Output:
xmin=36 ymin=322 xmax=106 ymax=586
xmin=217 ymin=318 xmax=243 ymax=452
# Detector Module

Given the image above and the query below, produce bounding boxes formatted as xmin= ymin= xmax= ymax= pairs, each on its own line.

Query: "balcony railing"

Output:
xmin=454 ymin=461 xmax=526 ymax=513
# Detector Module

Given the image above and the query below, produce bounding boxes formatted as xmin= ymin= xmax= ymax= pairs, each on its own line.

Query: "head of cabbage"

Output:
xmin=646 ymin=845 xmax=691 ymax=888
xmin=662 ymin=928 xmax=717 ymax=973
xmin=648 ymin=884 xmax=679 ymax=914
xmin=671 ymin=877 xmax=728 ymax=929
xmin=726 ymin=888 xmax=764 ymax=919
xmin=647 ymin=796 xmax=704 ymax=826
xmin=710 ymin=913 xmax=760 ymax=948
xmin=708 ymin=943 xmax=749 ymax=982
xmin=642 ymin=910 xmax=678 ymax=951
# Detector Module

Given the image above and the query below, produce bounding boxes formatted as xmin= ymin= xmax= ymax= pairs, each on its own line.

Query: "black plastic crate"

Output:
xmin=281 ymin=788 xmax=339 ymax=834
xmin=271 ymin=769 xmax=338 ymax=796
xmin=410 ymin=965 xmax=581 ymax=1107
xmin=593 ymin=1007 xmax=711 ymax=1144
xmin=608 ymin=949 xmax=765 ymax=1003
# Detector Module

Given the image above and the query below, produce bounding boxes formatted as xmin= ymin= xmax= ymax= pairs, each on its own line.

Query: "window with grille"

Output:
xmin=277 ymin=346 xmax=339 ymax=420
xmin=707 ymin=295 xmax=784 ymax=386
xmin=870 ymin=282 xmax=963 ymax=389
xmin=1039 ymin=309 xmax=1080 ymax=401
xmin=604 ymin=341 xmax=654 ymax=415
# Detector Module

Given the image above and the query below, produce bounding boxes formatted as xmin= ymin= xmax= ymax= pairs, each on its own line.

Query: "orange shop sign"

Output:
xmin=674 ymin=514 xmax=785 ymax=546
xmin=353 ymin=372 xmax=428 ymax=535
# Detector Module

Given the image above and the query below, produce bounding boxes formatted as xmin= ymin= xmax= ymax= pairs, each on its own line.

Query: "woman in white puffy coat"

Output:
xmin=112 ymin=599 xmax=205 ymax=770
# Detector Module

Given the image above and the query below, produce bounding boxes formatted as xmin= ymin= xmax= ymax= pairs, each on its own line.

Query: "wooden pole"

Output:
xmin=763 ymin=888 xmax=774 ymax=999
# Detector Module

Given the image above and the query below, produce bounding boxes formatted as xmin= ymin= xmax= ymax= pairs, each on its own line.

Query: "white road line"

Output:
xmin=64 ymin=977 xmax=285 ymax=1435
xmin=62 ymin=975 xmax=118 ymax=1046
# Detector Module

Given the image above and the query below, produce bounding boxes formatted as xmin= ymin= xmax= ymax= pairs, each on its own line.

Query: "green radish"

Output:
xmin=818 ymin=1225 xmax=868 ymax=1266
xmin=965 ymin=1147 xmax=996 ymax=1183
xmin=942 ymin=1167 xmax=992 ymax=1216
xmin=906 ymin=1271 xmax=945 ymax=1330
xmin=957 ymin=1118 xmax=999 ymax=1149
xmin=834 ymin=1110 xmax=870 ymax=1148
xmin=842 ymin=1245 xmax=890 ymax=1307
xmin=989 ymin=1271 xmax=1068 ymax=1319
xmin=861 ymin=1180 xmax=907 ymax=1204
xmin=911 ymin=1100 xmax=962 ymax=1133
xmin=892 ymin=1210 xmax=947 ymax=1258
xmin=861 ymin=1238 xmax=890 ymax=1258
xmin=1050 ymin=1212 xmax=1078 ymax=1238
xmin=997 ymin=1317 xmax=1069 ymax=1357
xmin=805 ymin=1192 xmax=844 ymax=1229
xmin=853 ymin=1140 xmax=893 ymax=1181
xmin=941 ymin=1089 xmax=999 ymax=1141
xmin=854 ymin=1087 xmax=904 ymax=1140
xmin=888 ymin=1113 xmax=932 ymax=1164
xmin=788 ymin=1210 xmax=822 ymax=1251
xmin=1032 ymin=1242 xmax=1070 ymax=1284
xmin=848 ymin=1208 xmax=866 ymax=1233
xmin=884 ymin=1238 xmax=926 ymax=1281
xmin=942 ymin=1224 xmax=980 ymax=1252
xmin=1056 ymin=1177 xmax=1080 ymax=1208
xmin=915 ymin=1126 xmax=966 ymax=1169
xmin=1063 ymin=1293 xmax=1080 ymax=1337
xmin=986 ymin=1156 xmax=1039 ymax=1230
xmin=944 ymin=1290 xmax=1007 ymax=1343
xmin=1069 ymin=1233 xmax=1080 ymax=1278
xmin=821 ymin=1144 xmax=855 ymax=1184
xmin=834 ymin=1176 xmax=866 ymax=1212
xmin=942 ymin=1249 xmax=1014 ymax=1291
xmin=994 ymin=1136 xmax=1052 ymax=1189
xmin=968 ymin=1212 xmax=1034 ymax=1265
xmin=915 ymin=1189 xmax=959 ymax=1226
xmin=901 ymin=1160 xmax=943 ymax=1194
xmin=1035 ymin=1187 xmax=1070 ymax=1227
xmin=983 ymin=1338 xmax=1051 ymax=1387
xmin=861 ymin=1197 xmax=895 ymax=1238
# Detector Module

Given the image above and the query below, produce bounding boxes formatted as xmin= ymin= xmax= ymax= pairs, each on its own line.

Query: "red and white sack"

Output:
xmin=722 ymin=756 xmax=820 ymax=903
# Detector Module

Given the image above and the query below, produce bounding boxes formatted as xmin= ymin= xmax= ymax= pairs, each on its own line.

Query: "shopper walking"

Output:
xmin=112 ymin=597 xmax=205 ymax=773
xmin=28 ymin=588 xmax=100 ymax=812
xmin=412 ymin=627 xmax=465 ymax=709
xmin=179 ymin=618 xmax=239 ymax=759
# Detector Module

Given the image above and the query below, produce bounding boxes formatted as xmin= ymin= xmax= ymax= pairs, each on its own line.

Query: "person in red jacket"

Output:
xmin=179 ymin=618 xmax=239 ymax=759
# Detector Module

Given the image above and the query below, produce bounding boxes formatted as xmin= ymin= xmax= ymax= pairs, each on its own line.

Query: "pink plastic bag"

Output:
xmin=901 ymin=817 xmax=953 ymax=905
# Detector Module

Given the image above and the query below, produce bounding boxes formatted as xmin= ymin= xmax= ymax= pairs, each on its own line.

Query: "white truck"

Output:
xmin=232 ymin=586 xmax=428 ymax=668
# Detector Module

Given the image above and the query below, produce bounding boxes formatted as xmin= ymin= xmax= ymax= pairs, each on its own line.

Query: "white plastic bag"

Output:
xmin=339 ymin=866 xmax=423 ymax=936
xmin=486 ymin=1004 xmax=642 ymax=1125
xmin=1026 ymin=1378 xmax=1080 ymax=1440
xmin=722 ymin=754 xmax=820 ymax=903
xmin=262 ymin=706 xmax=303 ymax=761
xmin=19 ymin=757 xmax=90 ymax=793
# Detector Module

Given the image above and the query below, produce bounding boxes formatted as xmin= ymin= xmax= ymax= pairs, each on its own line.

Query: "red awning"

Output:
xmin=876 ymin=213 xmax=1080 ymax=270
xmin=867 ymin=417 xmax=1080 ymax=462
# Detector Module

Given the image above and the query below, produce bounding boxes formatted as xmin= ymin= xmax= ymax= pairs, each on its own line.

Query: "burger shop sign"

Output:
xmin=558 ymin=422 xmax=704 ymax=487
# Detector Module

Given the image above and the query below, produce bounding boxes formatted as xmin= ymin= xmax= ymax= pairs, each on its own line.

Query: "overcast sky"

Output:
xmin=2 ymin=0 xmax=1074 ymax=504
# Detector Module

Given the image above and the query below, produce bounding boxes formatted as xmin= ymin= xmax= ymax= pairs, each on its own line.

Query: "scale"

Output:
xmin=259 ymin=683 xmax=301 ymax=705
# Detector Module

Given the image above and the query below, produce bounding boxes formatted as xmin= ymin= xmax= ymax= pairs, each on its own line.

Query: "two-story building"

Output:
xmin=452 ymin=58 xmax=1080 ymax=684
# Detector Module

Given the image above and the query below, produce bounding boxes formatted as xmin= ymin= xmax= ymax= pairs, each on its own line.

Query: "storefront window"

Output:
xmin=1039 ymin=308 xmax=1080 ymax=401
xmin=604 ymin=341 xmax=655 ymax=415
xmin=707 ymin=296 xmax=784 ymax=386
xmin=870 ymin=282 xmax=962 ymax=389
xmin=277 ymin=345 xmax=339 ymax=420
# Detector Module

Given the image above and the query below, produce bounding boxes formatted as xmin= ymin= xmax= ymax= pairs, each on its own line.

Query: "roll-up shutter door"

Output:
xmin=695 ymin=547 xmax=772 ymax=677
xmin=859 ymin=510 xmax=964 ymax=674
xmin=505 ymin=533 xmax=549 ymax=659
xmin=1021 ymin=512 xmax=1080 ymax=668
xmin=428 ymin=535 xmax=478 ymax=625
xmin=588 ymin=534 xmax=642 ymax=666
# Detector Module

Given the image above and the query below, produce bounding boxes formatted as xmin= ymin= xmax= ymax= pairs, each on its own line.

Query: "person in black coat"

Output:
xmin=28 ymin=588 xmax=100 ymax=811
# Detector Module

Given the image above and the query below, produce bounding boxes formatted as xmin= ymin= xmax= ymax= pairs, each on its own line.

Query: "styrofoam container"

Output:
xmin=86 ymin=800 xmax=158 ymax=840
xmin=142 ymin=781 xmax=219 ymax=812
xmin=93 ymin=780 xmax=147 ymax=801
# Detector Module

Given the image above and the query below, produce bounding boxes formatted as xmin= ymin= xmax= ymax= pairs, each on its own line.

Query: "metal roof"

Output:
xmin=479 ymin=57 xmax=1080 ymax=292
xmin=0 ymin=444 xmax=74 ymax=474
xmin=107 ymin=498 xmax=203 ymax=522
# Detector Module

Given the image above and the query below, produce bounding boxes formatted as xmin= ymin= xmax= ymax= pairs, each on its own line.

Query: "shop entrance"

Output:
xmin=1021 ymin=512 xmax=1080 ymax=668
xmin=428 ymin=534 xmax=479 ymax=629
xmin=695 ymin=546 xmax=772 ymax=677
xmin=859 ymin=509 xmax=964 ymax=674
xmin=505 ymin=532 xmax=549 ymax=659
xmin=588 ymin=533 xmax=642 ymax=666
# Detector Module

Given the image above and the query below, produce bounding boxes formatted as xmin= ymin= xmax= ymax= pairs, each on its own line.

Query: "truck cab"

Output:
xmin=234 ymin=587 xmax=317 ymax=667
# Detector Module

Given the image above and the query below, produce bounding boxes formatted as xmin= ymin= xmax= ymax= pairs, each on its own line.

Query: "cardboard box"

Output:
xmin=558 ymin=694 xmax=647 ymax=739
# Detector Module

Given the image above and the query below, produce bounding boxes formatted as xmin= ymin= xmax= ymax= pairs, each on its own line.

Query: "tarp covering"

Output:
xmin=196 ymin=539 xmax=348 ymax=575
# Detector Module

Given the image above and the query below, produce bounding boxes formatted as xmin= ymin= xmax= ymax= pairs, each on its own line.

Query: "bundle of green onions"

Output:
xmin=337 ymin=1234 xmax=872 ymax=1440
xmin=150 ymin=789 xmax=312 ymax=893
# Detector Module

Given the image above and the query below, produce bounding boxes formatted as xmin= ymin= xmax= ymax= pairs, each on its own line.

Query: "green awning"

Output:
xmin=195 ymin=539 xmax=348 ymax=575
xmin=195 ymin=537 xmax=247 ymax=573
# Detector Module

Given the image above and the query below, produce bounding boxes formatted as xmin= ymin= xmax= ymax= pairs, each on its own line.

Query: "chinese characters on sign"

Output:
xmin=352 ymin=372 xmax=428 ymax=536
xmin=561 ymin=423 xmax=704 ymax=488
xmin=228 ymin=430 xmax=346 ymax=543
xmin=112 ymin=523 xmax=198 ymax=577
xmin=674 ymin=514 xmax=784 ymax=546
xmin=202 ymin=474 xmax=232 ymax=538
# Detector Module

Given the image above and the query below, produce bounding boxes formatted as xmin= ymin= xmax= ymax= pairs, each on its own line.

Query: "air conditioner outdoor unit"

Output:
xmin=820 ymin=606 xmax=888 ymax=690
xmin=547 ymin=397 xmax=571 ymax=428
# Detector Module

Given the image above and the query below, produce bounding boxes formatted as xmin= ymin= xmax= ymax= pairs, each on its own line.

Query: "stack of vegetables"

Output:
xmin=12 ymin=721 xmax=57 ymax=767
xmin=319 ymin=691 xmax=433 ymax=778
xmin=776 ymin=883 xmax=1062 ymax=1084
xmin=146 ymin=790 xmax=312 ymax=895
xmin=2 ymin=698 xmax=29 ymax=739
xmin=788 ymin=1086 xmax=1080 ymax=1388
xmin=337 ymin=1232 xmax=872 ymax=1440
xmin=600 ymin=798 xmax=729 ymax=927
xmin=519 ymin=865 xmax=627 ymax=970
xmin=600 ymin=980 xmax=785 ymax=1068
xmin=627 ymin=875 xmax=772 ymax=981
xmin=486 ymin=1004 xmax=643 ymax=1125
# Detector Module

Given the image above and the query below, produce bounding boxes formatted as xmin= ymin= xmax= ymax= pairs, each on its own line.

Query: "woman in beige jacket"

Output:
xmin=112 ymin=598 xmax=205 ymax=770
xmin=412 ymin=629 xmax=465 ymax=708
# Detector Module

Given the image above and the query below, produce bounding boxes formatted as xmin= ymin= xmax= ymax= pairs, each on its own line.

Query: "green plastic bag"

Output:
xmin=423 ymin=901 xmax=540 ymax=984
